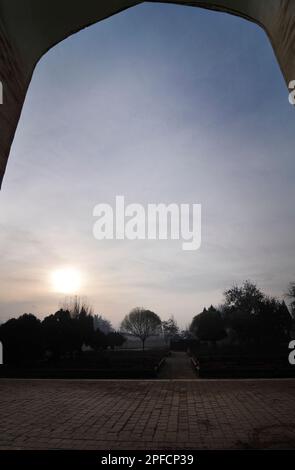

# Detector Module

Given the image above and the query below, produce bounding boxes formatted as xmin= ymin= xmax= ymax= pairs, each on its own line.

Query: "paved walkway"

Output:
xmin=0 ymin=379 xmax=295 ymax=449
xmin=158 ymin=352 xmax=197 ymax=379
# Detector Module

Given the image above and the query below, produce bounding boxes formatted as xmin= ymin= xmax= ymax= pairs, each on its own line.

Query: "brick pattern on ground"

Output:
xmin=0 ymin=379 xmax=295 ymax=449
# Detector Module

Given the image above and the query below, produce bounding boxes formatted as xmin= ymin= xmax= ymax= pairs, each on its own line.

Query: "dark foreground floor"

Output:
xmin=0 ymin=379 xmax=295 ymax=449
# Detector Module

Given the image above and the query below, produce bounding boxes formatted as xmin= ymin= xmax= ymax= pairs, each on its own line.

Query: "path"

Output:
xmin=1 ymin=378 xmax=295 ymax=449
xmin=158 ymin=351 xmax=197 ymax=379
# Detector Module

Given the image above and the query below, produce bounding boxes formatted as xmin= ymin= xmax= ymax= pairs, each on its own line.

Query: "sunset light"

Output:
xmin=50 ymin=268 xmax=82 ymax=294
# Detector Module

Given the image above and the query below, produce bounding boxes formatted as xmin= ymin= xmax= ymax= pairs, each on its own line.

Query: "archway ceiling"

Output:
xmin=0 ymin=0 xmax=294 ymax=187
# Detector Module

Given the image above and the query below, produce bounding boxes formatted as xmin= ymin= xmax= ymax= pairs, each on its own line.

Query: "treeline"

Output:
xmin=0 ymin=281 xmax=294 ymax=366
xmin=0 ymin=298 xmax=125 ymax=366
xmin=117 ymin=281 xmax=295 ymax=351
xmin=189 ymin=281 xmax=293 ymax=349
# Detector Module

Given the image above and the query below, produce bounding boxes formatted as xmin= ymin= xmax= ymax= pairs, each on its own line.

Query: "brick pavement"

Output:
xmin=0 ymin=379 xmax=295 ymax=449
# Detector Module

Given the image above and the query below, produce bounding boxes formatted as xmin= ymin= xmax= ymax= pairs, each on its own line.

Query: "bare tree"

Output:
xmin=61 ymin=296 xmax=93 ymax=318
xmin=120 ymin=307 xmax=161 ymax=350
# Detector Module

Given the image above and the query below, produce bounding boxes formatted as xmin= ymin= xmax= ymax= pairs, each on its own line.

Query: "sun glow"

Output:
xmin=50 ymin=267 xmax=82 ymax=294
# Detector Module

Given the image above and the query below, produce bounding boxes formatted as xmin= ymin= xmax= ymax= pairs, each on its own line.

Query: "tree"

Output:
xmin=93 ymin=315 xmax=113 ymax=334
xmin=61 ymin=297 xmax=94 ymax=349
xmin=190 ymin=306 xmax=227 ymax=346
xmin=61 ymin=296 xmax=93 ymax=318
xmin=106 ymin=332 xmax=126 ymax=350
xmin=222 ymin=281 xmax=292 ymax=346
xmin=258 ymin=299 xmax=292 ymax=344
xmin=222 ymin=281 xmax=265 ymax=344
xmin=42 ymin=309 xmax=81 ymax=360
xmin=180 ymin=328 xmax=194 ymax=340
xmin=0 ymin=314 xmax=44 ymax=365
xmin=162 ymin=316 xmax=179 ymax=345
xmin=224 ymin=280 xmax=264 ymax=314
xmin=120 ymin=307 xmax=162 ymax=350
xmin=42 ymin=304 xmax=94 ymax=360
xmin=89 ymin=328 xmax=107 ymax=351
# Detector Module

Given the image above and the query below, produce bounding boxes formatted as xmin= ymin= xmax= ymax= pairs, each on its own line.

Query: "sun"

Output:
xmin=50 ymin=267 xmax=82 ymax=294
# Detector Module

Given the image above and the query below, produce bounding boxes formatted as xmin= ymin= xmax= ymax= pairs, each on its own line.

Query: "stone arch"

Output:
xmin=0 ymin=0 xmax=294 ymax=187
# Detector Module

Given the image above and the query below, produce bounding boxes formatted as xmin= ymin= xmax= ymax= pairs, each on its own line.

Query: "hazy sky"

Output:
xmin=0 ymin=3 xmax=294 ymax=328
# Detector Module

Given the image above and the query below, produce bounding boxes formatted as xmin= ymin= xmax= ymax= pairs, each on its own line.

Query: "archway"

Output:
xmin=0 ymin=0 xmax=294 ymax=187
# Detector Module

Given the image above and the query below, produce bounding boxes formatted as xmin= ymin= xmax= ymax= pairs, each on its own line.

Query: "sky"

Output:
xmin=0 ymin=3 xmax=294 ymax=328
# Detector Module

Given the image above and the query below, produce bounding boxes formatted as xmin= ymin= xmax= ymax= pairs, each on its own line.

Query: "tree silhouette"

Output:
xmin=42 ymin=309 xmax=81 ymax=361
xmin=162 ymin=316 xmax=179 ymax=344
xmin=121 ymin=307 xmax=161 ymax=350
xmin=0 ymin=314 xmax=44 ymax=366
xmin=222 ymin=281 xmax=292 ymax=346
xmin=224 ymin=281 xmax=264 ymax=314
xmin=61 ymin=296 xmax=93 ymax=318
xmin=106 ymin=332 xmax=126 ymax=350
xmin=93 ymin=315 xmax=113 ymax=334
xmin=190 ymin=306 xmax=227 ymax=346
